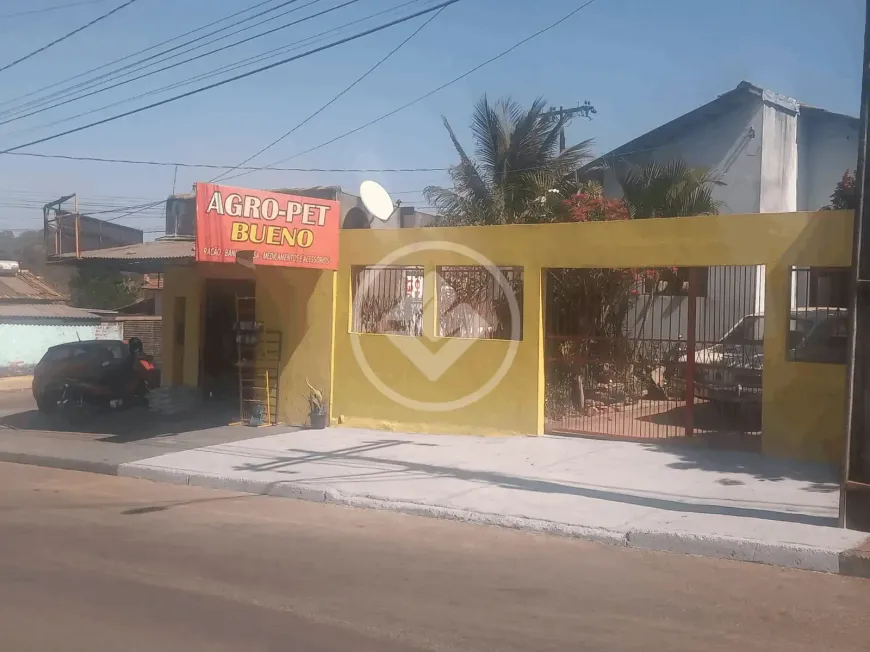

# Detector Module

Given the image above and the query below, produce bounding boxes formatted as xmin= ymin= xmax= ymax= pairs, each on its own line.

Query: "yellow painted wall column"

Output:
xmin=762 ymin=262 xmax=848 ymax=462
xmin=255 ymin=267 xmax=336 ymax=426
xmin=524 ymin=265 xmax=545 ymax=435
xmin=181 ymin=275 xmax=202 ymax=388
xmin=160 ymin=279 xmax=178 ymax=386
xmin=161 ymin=264 xmax=202 ymax=388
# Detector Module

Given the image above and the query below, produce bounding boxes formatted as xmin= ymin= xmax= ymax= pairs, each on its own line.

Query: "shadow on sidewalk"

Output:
xmin=640 ymin=440 xmax=839 ymax=489
xmin=231 ymin=440 xmax=836 ymax=527
xmin=0 ymin=402 xmax=260 ymax=443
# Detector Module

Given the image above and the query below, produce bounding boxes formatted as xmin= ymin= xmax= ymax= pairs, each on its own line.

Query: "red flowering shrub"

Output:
xmin=545 ymin=186 xmax=680 ymax=415
xmin=564 ymin=192 xmax=631 ymax=223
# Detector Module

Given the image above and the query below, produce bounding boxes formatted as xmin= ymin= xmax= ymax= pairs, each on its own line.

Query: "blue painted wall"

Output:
xmin=0 ymin=321 xmax=123 ymax=375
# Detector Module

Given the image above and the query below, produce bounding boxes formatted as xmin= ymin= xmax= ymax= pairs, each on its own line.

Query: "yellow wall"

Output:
xmin=161 ymin=262 xmax=335 ymax=426
xmin=256 ymin=266 xmax=336 ymax=425
xmin=332 ymin=263 xmax=544 ymax=435
xmin=162 ymin=265 xmax=203 ymax=387
xmin=760 ymin=213 xmax=853 ymax=462
xmin=332 ymin=210 xmax=853 ymax=462
xmin=161 ymin=210 xmax=852 ymax=463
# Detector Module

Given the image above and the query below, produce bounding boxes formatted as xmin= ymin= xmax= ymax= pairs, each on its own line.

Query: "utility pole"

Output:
xmin=542 ymin=101 xmax=597 ymax=152
xmin=842 ymin=0 xmax=870 ymax=531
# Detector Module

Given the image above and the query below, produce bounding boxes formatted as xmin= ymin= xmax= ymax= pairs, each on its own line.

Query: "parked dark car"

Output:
xmin=673 ymin=307 xmax=847 ymax=407
xmin=32 ymin=339 xmax=158 ymax=415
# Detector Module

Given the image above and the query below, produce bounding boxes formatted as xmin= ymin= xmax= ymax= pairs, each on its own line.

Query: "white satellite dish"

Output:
xmin=360 ymin=180 xmax=396 ymax=222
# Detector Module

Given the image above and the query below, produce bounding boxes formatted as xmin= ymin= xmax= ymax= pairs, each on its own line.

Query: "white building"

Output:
xmin=591 ymin=81 xmax=857 ymax=344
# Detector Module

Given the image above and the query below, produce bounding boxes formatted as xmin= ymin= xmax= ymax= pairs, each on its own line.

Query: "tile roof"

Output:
xmin=0 ymin=270 xmax=67 ymax=302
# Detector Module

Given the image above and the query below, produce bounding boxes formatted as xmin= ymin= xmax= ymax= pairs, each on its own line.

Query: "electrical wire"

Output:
xmin=211 ymin=3 xmax=451 ymax=183
xmin=0 ymin=1 xmax=461 ymax=154
xmin=0 ymin=0 xmax=141 ymax=74
xmin=1 ymin=0 xmax=431 ymax=140
xmin=0 ymin=0 xmax=280 ymax=111
xmin=3 ymin=0 xmax=434 ymax=140
xmin=0 ymin=0 xmax=112 ymax=19
xmin=102 ymin=199 xmax=167 ymax=223
xmin=2 ymin=150 xmax=449 ymax=171
xmin=0 ymin=0 xmax=297 ymax=118
xmin=0 ymin=0 xmax=345 ymax=126
xmin=225 ymin=0 xmax=602 ymax=176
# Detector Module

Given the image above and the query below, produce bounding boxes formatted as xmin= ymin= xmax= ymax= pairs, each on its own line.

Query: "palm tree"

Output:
xmin=424 ymin=96 xmax=593 ymax=226
xmin=617 ymin=159 xmax=723 ymax=219
xmin=616 ymin=159 xmax=723 ymax=328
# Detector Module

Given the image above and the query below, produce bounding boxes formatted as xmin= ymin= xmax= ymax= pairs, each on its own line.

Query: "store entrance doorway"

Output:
xmin=201 ymin=279 xmax=255 ymax=400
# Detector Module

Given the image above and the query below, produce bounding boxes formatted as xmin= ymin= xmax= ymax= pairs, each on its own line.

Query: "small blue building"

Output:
xmin=0 ymin=262 xmax=122 ymax=376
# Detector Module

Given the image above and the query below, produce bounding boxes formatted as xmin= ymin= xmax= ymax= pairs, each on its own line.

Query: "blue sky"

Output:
xmin=0 ymin=0 xmax=864 ymax=236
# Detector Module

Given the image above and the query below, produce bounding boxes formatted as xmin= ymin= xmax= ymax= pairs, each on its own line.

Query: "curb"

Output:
xmin=117 ymin=464 xmax=870 ymax=578
xmin=0 ymin=452 xmax=119 ymax=476
xmin=839 ymin=542 xmax=870 ymax=579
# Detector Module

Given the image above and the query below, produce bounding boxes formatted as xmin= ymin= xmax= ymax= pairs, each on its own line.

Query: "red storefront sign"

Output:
xmin=194 ymin=182 xmax=340 ymax=270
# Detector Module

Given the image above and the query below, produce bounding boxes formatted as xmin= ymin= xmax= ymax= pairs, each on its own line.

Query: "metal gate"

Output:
xmin=544 ymin=265 xmax=763 ymax=447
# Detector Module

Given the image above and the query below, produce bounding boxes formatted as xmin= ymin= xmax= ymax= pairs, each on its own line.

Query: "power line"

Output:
xmin=1 ymin=0 xmax=431 ymax=139
xmin=0 ymin=0 xmax=141 ymax=74
xmin=0 ymin=1 xmax=461 ymax=154
xmin=0 ymin=0 xmax=111 ymax=19
xmin=229 ymin=0 xmax=602 ymax=175
xmin=0 ymin=0 xmax=281 ymax=113
xmin=0 ymin=0 xmax=338 ymax=125
xmin=0 ymin=147 xmax=605 ymax=176
xmin=212 ymin=3 xmax=451 ymax=182
xmin=2 ymin=150 xmax=449 ymax=172
xmin=103 ymin=199 xmax=166 ymax=223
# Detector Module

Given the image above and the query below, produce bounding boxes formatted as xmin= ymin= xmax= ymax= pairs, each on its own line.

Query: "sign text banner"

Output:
xmin=194 ymin=182 xmax=340 ymax=270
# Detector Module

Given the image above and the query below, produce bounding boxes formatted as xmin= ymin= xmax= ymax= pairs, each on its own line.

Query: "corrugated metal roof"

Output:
xmin=59 ymin=240 xmax=194 ymax=261
xmin=0 ymin=270 xmax=67 ymax=301
xmin=0 ymin=304 xmax=104 ymax=320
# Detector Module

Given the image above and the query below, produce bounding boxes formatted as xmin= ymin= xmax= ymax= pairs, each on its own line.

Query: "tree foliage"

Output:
xmin=617 ymin=159 xmax=723 ymax=219
xmin=822 ymin=170 xmax=857 ymax=211
xmin=424 ymin=96 xmax=593 ymax=226
xmin=0 ymin=229 xmax=72 ymax=293
xmin=425 ymin=98 xmax=725 ymax=414
xmin=69 ymin=267 xmax=141 ymax=310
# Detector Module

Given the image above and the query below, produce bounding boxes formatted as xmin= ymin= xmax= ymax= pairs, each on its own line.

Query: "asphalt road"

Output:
xmin=1 ymin=463 xmax=868 ymax=652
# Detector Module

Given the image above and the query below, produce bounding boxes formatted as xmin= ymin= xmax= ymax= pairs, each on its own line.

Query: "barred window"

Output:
xmin=789 ymin=267 xmax=849 ymax=364
xmin=351 ymin=266 xmax=423 ymax=336
xmin=436 ymin=266 xmax=523 ymax=340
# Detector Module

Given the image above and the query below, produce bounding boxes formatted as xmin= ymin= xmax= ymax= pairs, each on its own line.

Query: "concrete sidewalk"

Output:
xmin=115 ymin=427 xmax=870 ymax=576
